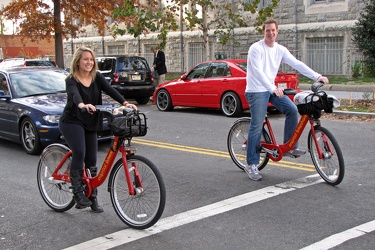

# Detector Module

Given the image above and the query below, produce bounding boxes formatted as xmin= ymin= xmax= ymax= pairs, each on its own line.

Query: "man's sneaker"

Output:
xmin=284 ymin=148 xmax=306 ymax=158
xmin=244 ymin=164 xmax=262 ymax=181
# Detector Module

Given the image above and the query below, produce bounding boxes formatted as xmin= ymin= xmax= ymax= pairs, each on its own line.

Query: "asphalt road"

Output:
xmin=1 ymin=104 xmax=374 ymax=250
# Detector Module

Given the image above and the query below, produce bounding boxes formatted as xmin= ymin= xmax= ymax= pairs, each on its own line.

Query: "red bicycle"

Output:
xmin=227 ymin=82 xmax=344 ymax=185
xmin=37 ymin=107 xmax=166 ymax=229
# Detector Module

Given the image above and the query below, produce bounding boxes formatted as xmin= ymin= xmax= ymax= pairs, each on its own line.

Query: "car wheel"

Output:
xmin=221 ymin=92 xmax=243 ymax=117
xmin=156 ymin=89 xmax=173 ymax=111
xmin=20 ymin=117 xmax=42 ymax=155
xmin=135 ymin=97 xmax=150 ymax=105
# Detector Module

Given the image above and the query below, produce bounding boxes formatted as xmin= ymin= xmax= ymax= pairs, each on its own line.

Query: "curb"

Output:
xmin=332 ymin=110 xmax=375 ymax=117
xmin=299 ymin=84 xmax=375 ymax=92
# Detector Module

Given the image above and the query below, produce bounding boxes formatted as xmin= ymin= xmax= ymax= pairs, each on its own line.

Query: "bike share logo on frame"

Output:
xmin=98 ymin=148 xmax=116 ymax=182
xmin=288 ymin=115 xmax=308 ymax=148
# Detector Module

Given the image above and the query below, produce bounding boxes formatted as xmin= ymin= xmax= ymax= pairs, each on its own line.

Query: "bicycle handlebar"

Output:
xmin=311 ymin=81 xmax=325 ymax=93
xmin=80 ymin=105 xmax=138 ymax=117
xmin=273 ymin=81 xmax=325 ymax=97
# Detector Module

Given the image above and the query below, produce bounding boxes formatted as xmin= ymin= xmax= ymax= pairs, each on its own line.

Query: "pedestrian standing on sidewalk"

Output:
xmin=152 ymin=47 xmax=167 ymax=86
xmin=244 ymin=19 xmax=329 ymax=181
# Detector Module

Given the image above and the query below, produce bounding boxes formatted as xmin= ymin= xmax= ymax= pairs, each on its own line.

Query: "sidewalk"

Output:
xmin=299 ymin=83 xmax=375 ymax=100
xmin=299 ymin=83 xmax=375 ymax=92
xmin=299 ymin=84 xmax=375 ymax=117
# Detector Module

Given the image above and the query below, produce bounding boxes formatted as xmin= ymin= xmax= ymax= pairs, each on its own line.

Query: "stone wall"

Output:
xmin=63 ymin=0 xmax=365 ymax=76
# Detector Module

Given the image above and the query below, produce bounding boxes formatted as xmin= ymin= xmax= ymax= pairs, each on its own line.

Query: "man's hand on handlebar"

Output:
xmin=317 ymin=76 xmax=329 ymax=84
xmin=273 ymin=87 xmax=285 ymax=98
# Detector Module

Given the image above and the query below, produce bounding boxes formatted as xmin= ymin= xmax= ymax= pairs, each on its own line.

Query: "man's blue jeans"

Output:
xmin=245 ymin=91 xmax=298 ymax=165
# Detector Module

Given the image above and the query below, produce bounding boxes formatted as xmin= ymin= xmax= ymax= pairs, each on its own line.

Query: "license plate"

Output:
xmin=278 ymin=82 xmax=287 ymax=89
xmin=132 ymin=75 xmax=141 ymax=81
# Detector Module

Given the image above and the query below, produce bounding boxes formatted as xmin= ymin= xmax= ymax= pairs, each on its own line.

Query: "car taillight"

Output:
xmin=151 ymin=72 xmax=154 ymax=81
xmin=113 ymin=73 xmax=119 ymax=83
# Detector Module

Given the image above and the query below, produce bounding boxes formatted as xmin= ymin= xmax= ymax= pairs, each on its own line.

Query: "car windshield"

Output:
xmin=10 ymin=70 xmax=68 ymax=98
xmin=236 ymin=62 xmax=247 ymax=72
xmin=117 ymin=57 xmax=148 ymax=72
xmin=26 ymin=60 xmax=56 ymax=67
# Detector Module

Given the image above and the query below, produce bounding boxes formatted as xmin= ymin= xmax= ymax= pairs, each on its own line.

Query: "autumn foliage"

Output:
xmin=0 ymin=0 xmax=123 ymax=40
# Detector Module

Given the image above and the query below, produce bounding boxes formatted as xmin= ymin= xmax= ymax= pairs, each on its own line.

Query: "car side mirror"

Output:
xmin=0 ymin=91 xmax=10 ymax=100
xmin=180 ymin=74 xmax=187 ymax=80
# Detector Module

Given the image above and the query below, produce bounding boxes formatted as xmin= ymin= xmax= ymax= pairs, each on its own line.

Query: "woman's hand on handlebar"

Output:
xmin=79 ymin=103 xmax=96 ymax=114
xmin=123 ymin=101 xmax=138 ymax=111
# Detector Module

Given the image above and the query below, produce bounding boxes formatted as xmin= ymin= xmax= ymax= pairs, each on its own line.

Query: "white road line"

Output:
xmin=63 ymin=174 xmax=323 ymax=250
xmin=300 ymin=220 xmax=375 ymax=250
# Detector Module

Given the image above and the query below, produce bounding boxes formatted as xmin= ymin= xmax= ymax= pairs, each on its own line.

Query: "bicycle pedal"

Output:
xmin=256 ymin=145 xmax=263 ymax=153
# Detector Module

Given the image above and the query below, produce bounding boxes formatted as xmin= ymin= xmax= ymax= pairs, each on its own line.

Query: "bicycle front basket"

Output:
xmin=295 ymin=91 xmax=334 ymax=118
xmin=110 ymin=113 xmax=147 ymax=137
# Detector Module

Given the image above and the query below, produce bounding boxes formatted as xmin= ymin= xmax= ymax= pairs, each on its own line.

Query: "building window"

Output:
xmin=305 ymin=0 xmax=347 ymax=14
xmin=306 ymin=37 xmax=344 ymax=75
xmin=188 ymin=43 xmax=212 ymax=69
xmin=108 ymin=45 xmax=125 ymax=55
xmin=144 ymin=45 xmax=157 ymax=69
xmin=188 ymin=43 xmax=205 ymax=69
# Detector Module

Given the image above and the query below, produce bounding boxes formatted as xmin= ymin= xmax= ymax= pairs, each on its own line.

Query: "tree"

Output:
xmin=111 ymin=0 xmax=279 ymax=61
xmin=0 ymin=0 xmax=280 ymax=65
xmin=112 ymin=0 xmax=179 ymax=50
xmin=352 ymin=0 xmax=375 ymax=76
xmin=182 ymin=0 xmax=280 ymax=60
xmin=0 ymin=0 xmax=120 ymax=67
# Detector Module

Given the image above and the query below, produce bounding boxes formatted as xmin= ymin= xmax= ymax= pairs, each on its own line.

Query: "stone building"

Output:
xmin=63 ymin=0 xmax=366 ymax=76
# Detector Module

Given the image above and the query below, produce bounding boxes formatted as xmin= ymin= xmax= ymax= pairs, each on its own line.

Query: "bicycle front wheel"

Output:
xmin=37 ymin=144 xmax=75 ymax=212
xmin=227 ymin=118 xmax=270 ymax=171
xmin=108 ymin=155 xmax=166 ymax=229
xmin=308 ymin=126 xmax=345 ymax=185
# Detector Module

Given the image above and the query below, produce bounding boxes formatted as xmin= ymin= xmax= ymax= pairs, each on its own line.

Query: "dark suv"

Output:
xmin=96 ymin=56 xmax=155 ymax=104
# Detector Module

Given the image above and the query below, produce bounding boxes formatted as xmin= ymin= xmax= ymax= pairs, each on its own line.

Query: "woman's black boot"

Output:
xmin=89 ymin=188 xmax=104 ymax=213
xmin=70 ymin=170 xmax=92 ymax=208
xmin=88 ymin=166 xmax=104 ymax=213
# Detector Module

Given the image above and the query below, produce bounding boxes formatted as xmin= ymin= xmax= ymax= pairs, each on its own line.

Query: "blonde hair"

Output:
xmin=70 ymin=47 xmax=98 ymax=80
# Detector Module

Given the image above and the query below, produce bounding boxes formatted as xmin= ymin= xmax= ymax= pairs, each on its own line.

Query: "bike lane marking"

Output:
xmin=132 ymin=138 xmax=315 ymax=172
xmin=63 ymin=174 xmax=324 ymax=250
xmin=300 ymin=220 xmax=375 ymax=250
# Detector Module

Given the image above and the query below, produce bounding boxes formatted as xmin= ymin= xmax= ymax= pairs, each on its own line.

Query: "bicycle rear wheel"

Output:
xmin=37 ymin=144 xmax=75 ymax=212
xmin=108 ymin=154 xmax=166 ymax=229
xmin=227 ymin=117 xmax=270 ymax=171
xmin=308 ymin=126 xmax=345 ymax=185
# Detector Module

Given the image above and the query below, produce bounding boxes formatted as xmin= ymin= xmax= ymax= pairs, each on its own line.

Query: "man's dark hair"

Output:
xmin=262 ymin=19 xmax=278 ymax=31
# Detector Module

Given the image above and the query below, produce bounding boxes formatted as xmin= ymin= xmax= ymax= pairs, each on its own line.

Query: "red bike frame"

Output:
xmin=51 ymin=136 xmax=143 ymax=197
xmin=261 ymin=114 xmax=330 ymax=161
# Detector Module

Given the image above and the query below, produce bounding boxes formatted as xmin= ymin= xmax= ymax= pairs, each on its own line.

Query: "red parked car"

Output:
xmin=153 ymin=59 xmax=300 ymax=117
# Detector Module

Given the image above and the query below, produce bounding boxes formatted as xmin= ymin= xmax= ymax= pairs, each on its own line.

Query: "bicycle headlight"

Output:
xmin=43 ymin=115 xmax=61 ymax=123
